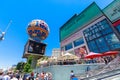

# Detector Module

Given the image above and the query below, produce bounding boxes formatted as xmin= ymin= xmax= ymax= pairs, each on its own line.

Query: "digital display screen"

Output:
xmin=27 ymin=40 xmax=46 ymax=55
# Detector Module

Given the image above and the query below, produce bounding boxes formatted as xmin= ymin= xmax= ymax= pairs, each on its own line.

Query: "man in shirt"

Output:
xmin=3 ymin=73 xmax=10 ymax=80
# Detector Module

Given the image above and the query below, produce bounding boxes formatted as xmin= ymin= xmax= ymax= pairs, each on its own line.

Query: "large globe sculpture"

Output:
xmin=27 ymin=19 xmax=49 ymax=41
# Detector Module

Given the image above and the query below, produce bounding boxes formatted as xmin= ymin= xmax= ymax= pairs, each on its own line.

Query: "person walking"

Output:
xmin=70 ymin=70 xmax=74 ymax=80
xmin=71 ymin=75 xmax=78 ymax=80
xmin=86 ymin=66 xmax=91 ymax=77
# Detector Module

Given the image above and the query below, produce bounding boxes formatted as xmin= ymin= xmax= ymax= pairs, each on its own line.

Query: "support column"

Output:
xmin=31 ymin=56 xmax=39 ymax=69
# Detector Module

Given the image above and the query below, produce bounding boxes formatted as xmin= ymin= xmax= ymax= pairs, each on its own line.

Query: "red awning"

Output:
xmin=84 ymin=52 xmax=102 ymax=59
xmin=102 ymin=51 xmax=119 ymax=56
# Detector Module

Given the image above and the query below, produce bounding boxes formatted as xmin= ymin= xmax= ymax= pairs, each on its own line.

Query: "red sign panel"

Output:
xmin=113 ymin=19 xmax=120 ymax=27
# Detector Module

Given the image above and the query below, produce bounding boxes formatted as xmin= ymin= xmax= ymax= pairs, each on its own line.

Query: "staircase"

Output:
xmin=77 ymin=55 xmax=120 ymax=80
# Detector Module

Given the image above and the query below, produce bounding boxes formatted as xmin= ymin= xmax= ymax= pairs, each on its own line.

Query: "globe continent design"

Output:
xmin=27 ymin=19 xmax=49 ymax=41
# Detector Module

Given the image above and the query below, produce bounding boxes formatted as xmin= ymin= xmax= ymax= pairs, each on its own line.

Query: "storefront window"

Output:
xmin=74 ymin=38 xmax=84 ymax=47
xmin=65 ymin=43 xmax=73 ymax=51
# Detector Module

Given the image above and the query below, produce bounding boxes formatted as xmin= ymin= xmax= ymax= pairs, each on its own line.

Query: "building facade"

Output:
xmin=51 ymin=48 xmax=61 ymax=57
xmin=60 ymin=1 xmax=120 ymax=58
xmin=103 ymin=0 xmax=120 ymax=40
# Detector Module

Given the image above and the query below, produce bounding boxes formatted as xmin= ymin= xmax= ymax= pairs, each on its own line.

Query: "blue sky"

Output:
xmin=0 ymin=0 xmax=113 ymax=69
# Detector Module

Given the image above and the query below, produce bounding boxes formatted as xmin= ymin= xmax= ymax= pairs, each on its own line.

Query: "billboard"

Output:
xmin=74 ymin=46 xmax=88 ymax=59
xmin=24 ymin=39 xmax=46 ymax=55
xmin=103 ymin=0 xmax=120 ymax=22
xmin=60 ymin=2 xmax=103 ymax=42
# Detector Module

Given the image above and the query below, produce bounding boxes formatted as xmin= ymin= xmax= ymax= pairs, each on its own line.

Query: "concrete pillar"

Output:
xmin=31 ymin=56 xmax=39 ymax=69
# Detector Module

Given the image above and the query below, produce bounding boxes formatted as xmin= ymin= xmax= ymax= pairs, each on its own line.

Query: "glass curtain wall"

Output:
xmin=83 ymin=19 xmax=120 ymax=53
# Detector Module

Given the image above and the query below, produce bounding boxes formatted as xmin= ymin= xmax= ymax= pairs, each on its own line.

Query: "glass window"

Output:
xmin=92 ymin=34 xmax=96 ymax=39
xmin=88 ymin=41 xmax=98 ymax=52
xmin=103 ymin=24 xmax=111 ymax=29
xmin=110 ymin=43 xmax=120 ymax=50
xmin=89 ymin=31 xmax=92 ymax=36
xmin=99 ymin=47 xmax=109 ymax=52
xmin=96 ymin=38 xmax=104 ymax=47
xmin=105 ymin=33 xmax=119 ymax=44
xmin=95 ymin=37 xmax=109 ymax=52
xmin=65 ymin=43 xmax=73 ymax=51
xmin=95 ymin=32 xmax=102 ymax=37
xmin=85 ymin=37 xmax=89 ymax=41
xmin=84 ymin=19 xmax=120 ymax=52
xmin=96 ymin=22 xmax=102 ymax=26
xmin=74 ymin=38 xmax=84 ymax=47
xmin=83 ymin=28 xmax=89 ymax=33
xmin=90 ymin=27 xmax=93 ymax=30
xmin=101 ymin=19 xmax=108 ymax=25
xmin=84 ymin=33 xmax=88 ymax=37
xmin=105 ymin=33 xmax=120 ymax=50
xmin=116 ymin=25 xmax=120 ymax=32
xmin=101 ymin=25 xmax=105 ymax=30
xmin=83 ymin=19 xmax=116 ymax=53
xmin=101 ymin=28 xmax=112 ymax=35
xmin=92 ymin=30 xmax=95 ymax=34
xmin=94 ymin=27 xmax=99 ymax=33
xmin=93 ymin=49 xmax=99 ymax=53
xmin=88 ymin=36 xmax=92 ymax=41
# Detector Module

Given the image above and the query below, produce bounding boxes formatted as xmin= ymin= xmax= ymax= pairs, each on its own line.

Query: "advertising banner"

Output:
xmin=74 ymin=46 xmax=88 ymax=59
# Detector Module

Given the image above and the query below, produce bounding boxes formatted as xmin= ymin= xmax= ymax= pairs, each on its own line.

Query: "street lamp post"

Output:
xmin=0 ymin=20 xmax=12 ymax=41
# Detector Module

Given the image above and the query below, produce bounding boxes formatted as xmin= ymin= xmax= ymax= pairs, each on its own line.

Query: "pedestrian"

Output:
xmin=3 ymin=72 xmax=11 ymax=80
xmin=104 ymin=58 xmax=108 ymax=64
xmin=29 ymin=72 xmax=34 ymax=80
xmin=71 ymin=75 xmax=78 ymax=80
xmin=0 ymin=71 xmax=3 ymax=80
xmin=70 ymin=70 xmax=74 ymax=80
xmin=44 ymin=72 xmax=49 ymax=80
xmin=11 ymin=73 xmax=18 ymax=80
xmin=40 ymin=71 xmax=45 ymax=80
xmin=35 ymin=73 xmax=39 ymax=80
xmin=86 ymin=66 xmax=90 ymax=77
xmin=15 ymin=71 xmax=20 ymax=80
xmin=34 ymin=72 xmax=37 ymax=79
